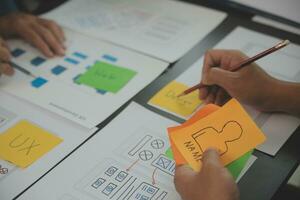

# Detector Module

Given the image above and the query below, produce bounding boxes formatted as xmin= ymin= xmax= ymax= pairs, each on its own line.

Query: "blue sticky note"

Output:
xmin=31 ymin=57 xmax=46 ymax=66
xmin=11 ymin=48 xmax=25 ymax=57
xmin=73 ymin=52 xmax=87 ymax=59
xmin=102 ymin=54 xmax=117 ymax=62
xmin=31 ymin=77 xmax=48 ymax=88
xmin=51 ymin=65 xmax=66 ymax=75
xmin=64 ymin=57 xmax=79 ymax=65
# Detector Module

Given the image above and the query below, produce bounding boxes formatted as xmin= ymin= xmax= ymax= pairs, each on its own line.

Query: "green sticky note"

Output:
xmin=165 ymin=147 xmax=174 ymax=159
xmin=165 ymin=146 xmax=252 ymax=180
xmin=77 ymin=61 xmax=137 ymax=93
xmin=226 ymin=150 xmax=253 ymax=180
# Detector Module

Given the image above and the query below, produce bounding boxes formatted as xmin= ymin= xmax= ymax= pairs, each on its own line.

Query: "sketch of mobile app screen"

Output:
xmin=115 ymin=127 xmax=176 ymax=177
xmin=74 ymin=158 xmax=176 ymax=200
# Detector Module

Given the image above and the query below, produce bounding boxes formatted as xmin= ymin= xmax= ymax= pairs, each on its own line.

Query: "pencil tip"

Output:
xmin=177 ymin=93 xmax=184 ymax=98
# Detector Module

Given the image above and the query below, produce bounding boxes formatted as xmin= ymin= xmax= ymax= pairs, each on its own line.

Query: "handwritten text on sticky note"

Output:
xmin=77 ymin=61 xmax=137 ymax=93
xmin=149 ymin=81 xmax=202 ymax=117
xmin=0 ymin=120 xmax=62 ymax=168
xmin=170 ymin=99 xmax=265 ymax=171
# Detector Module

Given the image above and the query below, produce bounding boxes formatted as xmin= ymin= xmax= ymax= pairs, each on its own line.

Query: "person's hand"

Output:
xmin=174 ymin=149 xmax=239 ymax=200
xmin=199 ymin=49 xmax=281 ymax=112
xmin=0 ymin=13 xmax=65 ymax=58
xmin=0 ymin=37 xmax=14 ymax=76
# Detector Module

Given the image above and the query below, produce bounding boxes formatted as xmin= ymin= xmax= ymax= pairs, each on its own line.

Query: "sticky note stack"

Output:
xmin=167 ymin=99 xmax=266 ymax=175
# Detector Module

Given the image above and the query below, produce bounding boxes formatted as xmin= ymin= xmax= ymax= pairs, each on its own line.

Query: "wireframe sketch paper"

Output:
xmin=0 ymin=92 xmax=97 ymax=200
xmin=0 ymin=28 xmax=168 ymax=129
xmin=42 ymin=0 xmax=227 ymax=62
xmin=16 ymin=103 xmax=256 ymax=200
xmin=149 ymin=27 xmax=300 ymax=156
xmin=231 ymin=0 xmax=300 ymax=24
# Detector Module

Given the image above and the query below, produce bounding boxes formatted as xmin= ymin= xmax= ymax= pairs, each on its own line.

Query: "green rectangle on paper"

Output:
xmin=165 ymin=147 xmax=174 ymax=159
xmin=226 ymin=150 xmax=253 ymax=180
xmin=76 ymin=61 xmax=137 ymax=93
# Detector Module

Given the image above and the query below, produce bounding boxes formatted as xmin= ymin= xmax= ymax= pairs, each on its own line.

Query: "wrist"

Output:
xmin=259 ymin=79 xmax=286 ymax=112
xmin=263 ymin=79 xmax=300 ymax=115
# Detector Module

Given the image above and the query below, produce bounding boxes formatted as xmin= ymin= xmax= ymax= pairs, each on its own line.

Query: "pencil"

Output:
xmin=10 ymin=62 xmax=36 ymax=78
xmin=177 ymin=39 xmax=290 ymax=97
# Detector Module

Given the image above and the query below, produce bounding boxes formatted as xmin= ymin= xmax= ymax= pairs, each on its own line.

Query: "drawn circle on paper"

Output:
xmin=139 ymin=150 xmax=153 ymax=161
xmin=151 ymin=139 xmax=164 ymax=149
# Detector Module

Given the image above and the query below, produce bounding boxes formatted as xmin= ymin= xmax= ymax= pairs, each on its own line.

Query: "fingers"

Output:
xmin=6 ymin=13 xmax=66 ymax=57
xmin=0 ymin=62 xmax=14 ymax=76
xmin=204 ymin=67 xmax=236 ymax=88
xmin=32 ymin=23 xmax=65 ymax=56
xmin=202 ymin=148 xmax=222 ymax=168
xmin=20 ymin=27 xmax=54 ymax=57
xmin=39 ymin=19 xmax=65 ymax=43
xmin=215 ymin=88 xmax=229 ymax=106
xmin=199 ymin=87 xmax=208 ymax=100
xmin=0 ymin=44 xmax=11 ymax=62
xmin=174 ymin=165 xmax=197 ymax=195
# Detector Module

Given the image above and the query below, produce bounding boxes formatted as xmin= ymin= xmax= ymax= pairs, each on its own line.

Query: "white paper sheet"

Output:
xmin=42 ymin=0 xmax=227 ymax=62
xmin=17 ymin=102 xmax=181 ymax=200
xmin=231 ymin=0 xmax=300 ymax=24
xmin=253 ymin=16 xmax=300 ymax=36
xmin=0 ymin=28 xmax=168 ymax=129
xmin=150 ymin=27 xmax=300 ymax=155
xmin=16 ymin=102 xmax=254 ymax=200
xmin=236 ymin=156 xmax=257 ymax=182
xmin=0 ymin=91 xmax=97 ymax=200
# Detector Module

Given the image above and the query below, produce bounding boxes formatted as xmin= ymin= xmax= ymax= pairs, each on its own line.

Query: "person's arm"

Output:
xmin=200 ymin=49 xmax=300 ymax=117
xmin=270 ymin=81 xmax=300 ymax=116
xmin=174 ymin=149 xmax=239 ymax=200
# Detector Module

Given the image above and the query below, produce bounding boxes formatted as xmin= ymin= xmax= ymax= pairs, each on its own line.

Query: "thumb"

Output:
xmin=202 ymin=148 xmax=222 ymax=168
xmin=174 ymin=165 xmax=197 ymax=194
xmin=202 ymin=68 xmax=235 ymax=88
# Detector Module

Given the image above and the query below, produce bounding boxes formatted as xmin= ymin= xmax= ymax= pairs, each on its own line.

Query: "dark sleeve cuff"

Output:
xmin=0 ymin=0 xmax=18 ymax=16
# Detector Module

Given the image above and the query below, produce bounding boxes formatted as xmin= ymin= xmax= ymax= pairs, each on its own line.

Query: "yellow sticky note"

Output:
xmin=0 ymin=120 xmax=62 ymax=168
xmin=170 ymin=99 xmax=266 ymax=171
xmin=149 ymin=81 xmax=202 ymax=117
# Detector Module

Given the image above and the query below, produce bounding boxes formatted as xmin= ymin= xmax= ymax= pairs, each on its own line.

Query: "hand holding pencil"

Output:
xmin=180 ymin=40 xmax=289 ymax=111
xmin=0 ymin=36 xmax=14 ymax=76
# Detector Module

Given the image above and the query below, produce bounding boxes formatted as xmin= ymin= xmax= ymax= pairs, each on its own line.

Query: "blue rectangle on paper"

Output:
xmin=51 ymin=65 xmax=66 ymax=75
xmin=73 ymin=74 xmax=82 ymax=84
xmin=31 ymin=77 xmax=48 ymax=88
xmin=73 ymin=52 xmax=87 ymax=59
xmin=11 ymin=48 xmax=25 ymax=57
xmin=96 ymin=89 xmax=107 ymax=95
xmin=31 ymin=57 xmax=46 ymax=66
xmin=65 ymin=57 xmax=79 ymax=65
xmin=102 ymin=54 xmax=117 ymax=62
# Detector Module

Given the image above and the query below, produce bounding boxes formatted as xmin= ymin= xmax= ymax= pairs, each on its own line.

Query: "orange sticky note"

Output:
xmin=170 ymin=99 xmax=266 ymax=171
xmin=168 ymin=104 xmax=220 ymax=165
